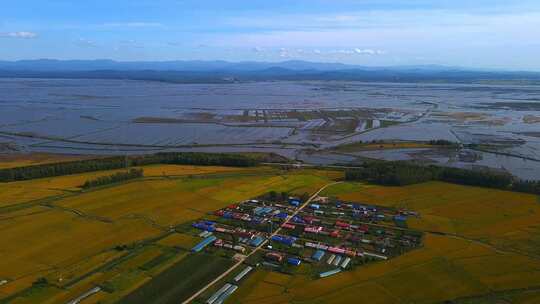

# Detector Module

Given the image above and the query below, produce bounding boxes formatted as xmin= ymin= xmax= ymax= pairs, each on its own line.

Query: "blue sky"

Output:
xmin=1 ymin=0 xmax=540 ymax=70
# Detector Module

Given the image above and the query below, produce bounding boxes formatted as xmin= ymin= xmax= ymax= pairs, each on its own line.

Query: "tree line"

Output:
xmin=81 ymin=168 xmax=144 ymax=189
xmin=262 ymin=191 xmax=311 ymax=203
xmin=0 ymin=156 xmax=128 ymax=182
xmin=345 ymin=161 xmax=540 ymax=195
xmin=511 ymin=179 xmax=540 ymax=195
xmin=130 ymin=152 xmax=258 ymax=167
xmin=0 ymin=152 xmax=259 ymax=182
xmin=428 ymin=139 xmax=460 ymax=147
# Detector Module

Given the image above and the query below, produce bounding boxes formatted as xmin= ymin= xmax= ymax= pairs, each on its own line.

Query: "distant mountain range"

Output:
xmin=0 ymin=59 xmax=468 ymax=72
xmin=1 ymin=59 xmax=540 ymax=84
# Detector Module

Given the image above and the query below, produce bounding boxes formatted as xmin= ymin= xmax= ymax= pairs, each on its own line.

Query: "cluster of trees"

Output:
xmin=263 ymin=191 xmax=310 ymax=203
xmin=131 ymin=152 xmax=258 ymax=167
xmin=428 ymin=139 xmax=459 ymax=146
xmin=266 ymin=191 xmax=290 ymax=202
xmin=438 ymin=166 xmax=512 ymax=189
xmin=512 ymin=179 xmax=540 ymax=195
xmin=344 ymin=161 xmax=540 ymax=194
xmin=0 ymin=156 xmax=127 ymax=182
xmin=345 ymin=162 xmax=436 ymax=186
xmin=81 ymin=169 xmax=143 ymax=189
xmin=0 ymin=152 xmax=260 ymax=183
xmin=354 ymin=139 xmax=459 ymax=146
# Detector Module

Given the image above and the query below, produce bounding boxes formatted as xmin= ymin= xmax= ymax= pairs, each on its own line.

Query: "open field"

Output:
xmin=0 ymin=164 xmax=268 ymax=208
xmin=3 ymin=158 xmax=539 ymax=304
xmin=141 ymin=164 xmax=261 ymax=177
xmin=223 ymin=181 xmax=540 ymax=304
xmin=228 ymin=239 xmax=540 ymax=304
xmin=52 ymin=169 xmax=338 ymax=227
xmin=0 ymin=153 xmax=96 ymax=170
xmin=322 ymin=181 xmax=540 ymax=257
xmin=0 ymin=163 xmax=341 ymax=303
xmin=119 ymin=253 xmax=234 ymax=304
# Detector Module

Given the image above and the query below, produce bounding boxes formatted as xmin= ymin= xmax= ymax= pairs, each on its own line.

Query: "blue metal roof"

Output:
xmin=394 ymin=215 xmax=407 ymax=221
xmin=250 ymin=236 xmax=265 ymax=247
xmin=191 ymin=235 xmax=217 ymax=252
xmin=312 ymin=250 xmax=325 ymax=261
xmin=287 ymin=257 xmax=301 ymax=266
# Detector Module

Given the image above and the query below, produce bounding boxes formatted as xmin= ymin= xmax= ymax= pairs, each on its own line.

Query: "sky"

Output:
xmin=1 ymin=0 xmax=540 ymax=70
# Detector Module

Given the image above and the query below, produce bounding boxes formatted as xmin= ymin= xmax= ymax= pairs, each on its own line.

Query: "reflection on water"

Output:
xmin=1 ymin=79 xmax=540 ymax=180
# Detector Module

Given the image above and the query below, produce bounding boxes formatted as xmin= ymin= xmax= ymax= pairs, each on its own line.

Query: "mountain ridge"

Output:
xmin=0 ymin=59 xmax=500 ymax=72
xmin=1 ymin=59 xmax=540 ymax=85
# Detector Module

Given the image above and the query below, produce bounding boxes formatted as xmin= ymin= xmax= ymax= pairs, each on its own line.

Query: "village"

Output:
xmin=188 ymin=192 xmax=424 ymax=304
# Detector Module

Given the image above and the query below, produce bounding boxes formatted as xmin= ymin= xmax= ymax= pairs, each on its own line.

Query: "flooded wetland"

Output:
xmin=1 ymin=79 xmax=540 ymax=179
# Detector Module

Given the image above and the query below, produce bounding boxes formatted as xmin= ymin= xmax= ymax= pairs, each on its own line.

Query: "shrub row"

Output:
xmin=81 ymin=168 xmax=144 ymax=189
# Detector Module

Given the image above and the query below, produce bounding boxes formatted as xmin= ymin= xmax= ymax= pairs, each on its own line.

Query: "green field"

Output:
xmin=119 ymin=254 xmax=234 ymax=304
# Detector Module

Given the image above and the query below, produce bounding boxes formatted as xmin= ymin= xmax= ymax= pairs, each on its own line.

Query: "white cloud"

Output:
xmin=354 ymin=48 xmax=374 ymax=55
xmin=74 ymin=38 xmax=97 ymax=47
xmin=331 ymin=49 xmax=354 ymax=55
xmin=0 ymin=31 xmax=38 ymax=39
xmin=354 ymin=48 xmax=386 ymax=55
xmin=215 ymin=10 xmax=540 ymax=54
xmin=242 ymin=47 xmax=386 ymax=59
xmin=279 ymin=48 xmax=290 ymax=58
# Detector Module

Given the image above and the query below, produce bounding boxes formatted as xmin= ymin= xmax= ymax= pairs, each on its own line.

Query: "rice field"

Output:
xmin=0 ymin=164 xmax=270 ymax=208
xmin=141 ymin=164 xmax=261 ymax=177
xmin=322 ymin=181 xmax=540 ymax=257
xmin=0 ymin=153 xmax=95 ymax=169
xmin=62 ymin=123 xmax=292 ymax=146
xmin=7 ymin=161 xmax=538 ymax=304
xmin=228 ymin=234 xmax=540 ymax=304
xmin=0 ymin=164 xmax=340 ymax=303
xmin=225 ymin=181 xmax=540 ymax=304
xmin=157 ymin=233 xmax=201 ymax=250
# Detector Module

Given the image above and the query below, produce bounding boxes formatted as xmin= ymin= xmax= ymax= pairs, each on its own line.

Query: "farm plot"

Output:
xmin=71 ymin=123 xmax=293 ymax=146
xmin=119 ymin=253 xmax=234 ymax=304
xmin=321 ymin=181 xmax=540 ymax=256
xmin=0 ymin=117 xmax=122 ymax=139
xmin=228 ymin=233 xmax=540 ymax=304
xmin=0 ymin=208 xmax=162 ymax=295
xmin=52 ymin=172 xmax=334 ymax=228
xmin=225 ymin=270 xmax=291 ymax=304
xmin=240 ymin=181 xmax=540 ymax=304
xmin=0 ymin=153 xmax=94 ymax=169
xmin=0 ymin=167 xmax=341 ymax=303
xmin=141 ymin=164 xmax=261 ymax=177
xmin=192 ymin=180 xmax=540 ymax=304
xmin=0 ymin=168 xmax=145 ymax=208
xmin=0 ymin=164 xmax=266 ymax=209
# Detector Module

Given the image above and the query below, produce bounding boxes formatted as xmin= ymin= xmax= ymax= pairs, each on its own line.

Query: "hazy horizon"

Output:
xmin=2 ymin=1 xmax=540 ymax=71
